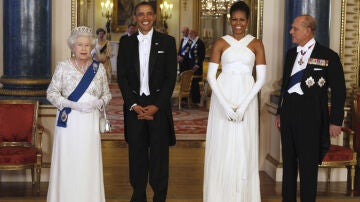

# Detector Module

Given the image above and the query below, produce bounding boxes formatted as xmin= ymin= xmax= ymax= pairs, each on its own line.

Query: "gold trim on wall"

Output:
xmin=71 ymin=0 xmax=77 ymax=30
xmin=0 ymin=78 xmax=51 ymax=85
xmin=340 ymin=0 xmax=360 ymax=106
xmin=193 ymin=1 xmax=199 ymax=31
xmin=340 ymin=0 xmax=346 ymax=61
xmin=257 ymin=0 xmax=264 ymax=40
xmin=0 ymin=89 xmax=46 ymax=96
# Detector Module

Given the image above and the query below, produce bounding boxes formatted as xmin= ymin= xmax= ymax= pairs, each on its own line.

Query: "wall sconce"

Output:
xmin=100 ymin=0 xmax=113 ymax=39
xmin=160 ymin=0 xmax=173 ymax=31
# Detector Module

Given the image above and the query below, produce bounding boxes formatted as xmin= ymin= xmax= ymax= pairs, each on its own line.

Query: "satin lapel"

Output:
xmin=148 ymin=31 xmax=159 ymax=76
xmin=307 ymin=42 xmax=321 ymax=64
xmin=133 ymin=33 xmax=140 ymax=80
xmin=285 ymin=49 xmax=298 ymax=85
xmin=301 ymin=42 xmax=320 ymax=78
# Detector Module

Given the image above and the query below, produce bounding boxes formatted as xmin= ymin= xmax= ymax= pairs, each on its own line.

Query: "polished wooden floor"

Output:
xmin=0 ymin=140 xmax=359 ymax=202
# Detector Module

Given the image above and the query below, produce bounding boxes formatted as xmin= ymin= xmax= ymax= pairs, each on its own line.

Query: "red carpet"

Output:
xmin=102 ymin=83 xmax=208 ymax=140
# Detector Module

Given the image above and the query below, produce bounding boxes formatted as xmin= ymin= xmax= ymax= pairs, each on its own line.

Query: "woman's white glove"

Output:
xmin=91 ymin=99 xmax=104 ymax=111
xmin=62 ymin=99 xmax=95 ymax=113
xmin=236 ymin=65 xmax=266 ymax=121
xmin=207 ymin=62 xmax=237 ymax=121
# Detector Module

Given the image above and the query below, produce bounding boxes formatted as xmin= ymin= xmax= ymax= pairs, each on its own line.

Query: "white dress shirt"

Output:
xmin=137 ymin=28 xmax=154 ymax=96
xmin=288 ymin=38 xmax=316 ymax=95
xmin=181 ymin=36 xmax=189 ymax=48
xmin=188 ymin=37 xmax=198 ymax=59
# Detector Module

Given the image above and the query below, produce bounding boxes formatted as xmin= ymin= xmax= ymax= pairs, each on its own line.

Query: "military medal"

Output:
xmin=298 ymin=58 xmax=305 ymax=65
xmin=61 ymin=110 xmax=68 ymax=122
xmin=298 ymin=44 xmax=314 ymax=65
xmin=93 ymin=62 xmax=98 ymax=74
xmin=305 ymin=76 xmax=315 ymax=88
xmin=318 ymin=77 xmax=326 ymax=87
xmin=308 ymin=58 xmax=329 ymax=66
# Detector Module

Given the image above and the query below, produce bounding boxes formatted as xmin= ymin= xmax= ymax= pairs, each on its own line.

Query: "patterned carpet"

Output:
xmin=101 ymin=83 xmax=208 ymax=140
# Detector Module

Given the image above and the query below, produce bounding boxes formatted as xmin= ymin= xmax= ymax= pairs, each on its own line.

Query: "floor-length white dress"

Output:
xmin=204 ymin=35 xmax=261 ymax=202
xmin=46 ymin=59 xmax=112 ymax=202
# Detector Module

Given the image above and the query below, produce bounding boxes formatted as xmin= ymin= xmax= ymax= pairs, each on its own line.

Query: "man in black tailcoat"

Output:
xmin=275 ymin=15 xmax=346 ymax=202
xmin=117 ymin=2 xmax=177 ymax=202
xmin=177 ymin=26 xmax=192 ymax=73
xmin=188 ymin=29 xmax=205 ymax=105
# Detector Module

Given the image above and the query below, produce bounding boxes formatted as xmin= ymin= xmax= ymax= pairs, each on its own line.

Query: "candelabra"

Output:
xmin=100 ymin=0 xmax=113 ymax=39
xmin=160 ymin=0 xmax=173 ymax=31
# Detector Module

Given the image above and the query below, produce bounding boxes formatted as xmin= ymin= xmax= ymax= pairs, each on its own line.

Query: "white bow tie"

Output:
xmin=137 ymin=34 xmax=150 ymax=42
xmin=297 ymin=43 xmax=315 ymax=53
xmin=297 ymin=46 xmax=306 ymax=53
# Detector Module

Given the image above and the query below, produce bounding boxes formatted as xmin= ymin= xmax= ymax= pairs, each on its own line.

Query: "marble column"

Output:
xmin=0 ymin=0 xmax=51 ymax=100
xmin=284 ymin=0 xmax=330 ymax=52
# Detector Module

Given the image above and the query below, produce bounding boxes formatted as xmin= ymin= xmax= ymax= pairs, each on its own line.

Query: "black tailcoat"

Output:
xmin=276 ymin=42 xmax=346 ymax=202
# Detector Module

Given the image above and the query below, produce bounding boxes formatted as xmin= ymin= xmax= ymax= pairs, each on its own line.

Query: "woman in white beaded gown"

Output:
xmin=203 ymin=1 xmax=266 ymax=201
xmin=46 ymin=26 xmax=112 ymax=202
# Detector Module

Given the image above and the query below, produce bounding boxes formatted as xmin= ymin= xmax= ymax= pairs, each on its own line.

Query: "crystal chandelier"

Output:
xmin=200 ymin=0 xmax=237 ymax=16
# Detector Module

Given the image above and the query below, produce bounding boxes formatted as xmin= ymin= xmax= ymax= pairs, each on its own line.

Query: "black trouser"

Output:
xmin=191 ymin=77 xmax=201 ymax=103
xmin=127 ymin=95 xmax=170 ymax=202
xmin=280 ymin=93 xmax=321 ymax=202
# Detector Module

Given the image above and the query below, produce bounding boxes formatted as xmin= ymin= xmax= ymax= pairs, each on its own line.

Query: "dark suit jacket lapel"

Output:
xmin=149 ymin=31 xmax=159 ymax=76
xmin=301 ymin=42 xmax=320 ymax=78
xmin=283 ymin=48 xmax=298 ymax=90
xmin=133 ymin=32 xmax=140 ymax=80
xmin=179 ymin=38 xmax=184 ymax=52
xmin=307 ymin=42 xmax=321 ymax=63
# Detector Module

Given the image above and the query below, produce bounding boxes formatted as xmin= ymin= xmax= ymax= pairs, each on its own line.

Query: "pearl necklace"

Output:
xmin=74 ymin=59 xmax=90 ymax=73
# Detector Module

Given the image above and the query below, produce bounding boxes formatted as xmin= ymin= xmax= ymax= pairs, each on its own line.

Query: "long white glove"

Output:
xmin=207 ymin=62 xmax=237 ymax=121
xmin=236 ymin=65 xmax=266 ymax=121
xmin=90 ymin=99 xmax=104 ymax=111
xmin=62 ymin=99 xmax=94 ymax=113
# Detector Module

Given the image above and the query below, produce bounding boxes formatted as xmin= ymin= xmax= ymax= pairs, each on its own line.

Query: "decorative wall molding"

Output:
xmin=340 ymin=0 xmax=360 ymax=105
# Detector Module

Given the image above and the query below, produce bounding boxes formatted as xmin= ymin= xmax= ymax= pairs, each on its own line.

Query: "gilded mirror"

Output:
xmin=195 ymin=0 xmax=263 ymax=58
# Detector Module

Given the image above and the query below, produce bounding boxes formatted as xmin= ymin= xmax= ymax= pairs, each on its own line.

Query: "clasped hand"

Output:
xmin=223 ymin=104 xmax=245 ymax=122
xmin=133 ymin=105 xmax=158 ymax=120
xmin=66 ymin=99 xmax=103 ymax=113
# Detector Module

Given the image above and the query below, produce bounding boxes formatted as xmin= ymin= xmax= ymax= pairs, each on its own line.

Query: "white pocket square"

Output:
xmin=314 ymin=68 xmax=323 ymax=71
xmin=158 ymin=51 xmax=165 ymax=53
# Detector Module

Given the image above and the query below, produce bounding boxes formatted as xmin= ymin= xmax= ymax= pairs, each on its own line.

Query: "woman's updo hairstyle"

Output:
xmin=229 ymin=1 xmax=250 ymax=19
xmin=96 ymin=28 xmax=106 ymax=35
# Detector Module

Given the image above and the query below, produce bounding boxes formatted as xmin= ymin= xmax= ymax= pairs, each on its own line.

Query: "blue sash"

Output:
xmin=180 ymin=40 xmax=193 ymax=56
xmin=286 ymin=69 xmax=305 ymax=90
xmin=99 ymin=43 xmax=107 ymax=53
xmin=57 ymin=61 xmax=100 ymax=127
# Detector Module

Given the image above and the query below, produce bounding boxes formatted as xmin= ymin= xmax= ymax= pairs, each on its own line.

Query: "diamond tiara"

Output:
xmin=71 ymin=26 xmax=93 ymax=35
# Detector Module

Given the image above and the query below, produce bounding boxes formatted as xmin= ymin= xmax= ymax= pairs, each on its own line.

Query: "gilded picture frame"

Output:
xmin=111 ymin=0 xmax=157 ymax=33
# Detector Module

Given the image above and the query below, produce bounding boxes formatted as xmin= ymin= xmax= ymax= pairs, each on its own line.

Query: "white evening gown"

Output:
xmin=204 ymin=35 xmax=261 ymax=202
xmin=46 ymin=59 xmax=112 ymax=202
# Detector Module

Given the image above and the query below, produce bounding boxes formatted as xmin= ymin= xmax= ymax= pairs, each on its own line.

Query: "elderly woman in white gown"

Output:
xmin=46 ymin=26 xmax=112 ymax=202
